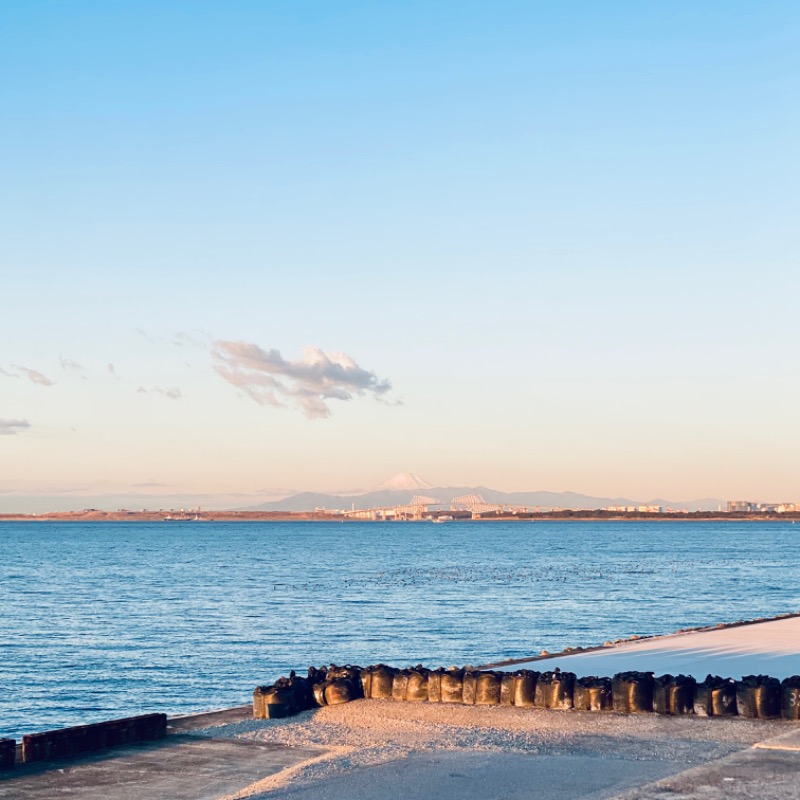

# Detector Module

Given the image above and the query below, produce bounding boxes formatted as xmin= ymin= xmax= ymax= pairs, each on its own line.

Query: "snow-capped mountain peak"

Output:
xmin=376 ymin=472 xmax=434 ymax=491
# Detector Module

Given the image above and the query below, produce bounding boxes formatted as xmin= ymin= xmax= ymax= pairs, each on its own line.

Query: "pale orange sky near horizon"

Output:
xmin=2 ymin=3 xmax=799 ymax=512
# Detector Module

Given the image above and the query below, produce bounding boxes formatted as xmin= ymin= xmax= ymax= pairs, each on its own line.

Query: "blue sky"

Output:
xmin=2 ymin=1 xmax=799 ymax=510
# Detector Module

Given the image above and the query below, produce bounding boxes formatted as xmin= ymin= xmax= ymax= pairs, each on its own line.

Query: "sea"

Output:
xmin=1 ymin=519 xmax=799 ymax=740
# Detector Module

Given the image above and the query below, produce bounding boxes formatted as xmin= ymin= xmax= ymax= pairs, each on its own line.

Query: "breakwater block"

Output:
xmin=254 ymin=671 xmax=317 ymax=718
xmin=534 ymin=670 xmax=576 ymax=710
xmin=612 ymin=672 xmax=654 ymax=713
xmin=736 ymin=675 xmax=781 ymax=719
xmin=574 ymin=677 xmax=612 ymax=711
xmin=441 ymin=669 xmax=465 ymax=703
xmin=21 ymin=713 xmax=166 ymax=763
xmin=406 ymin=669 xmax=429 ymax=702
xmin=474 ymin=671 xmax=502 ymax=705
xmin=500 ymin=673 xmax=517 ymax=706
xmin=427 ymin=669 xmax=444 ymax=703
xmin=255 ymin=665 xmax=364 ymax=718
xmin=694 ymin=675 xmax=737 ymax=717
xmin=257 ymin=662 xmax=800 ymax=722
xmin=512 ymin=670 xmax=539 ymax=707
xmin=392 ymin=671 xmax=410 ymax=701
xmin=324 ymin=666 xmax=363 ymax=706
xmin=462 ymin=670 xmax=478 ymax=705
xmin=368 ymin=665 xmax=396 ymax=700
xmin=781 ymin=676 xmax=800 ymax=720
xmin=0 ymin=738 xmax=15 ymax=770
xmin=653 ymin=674 xmax=695 ymax=715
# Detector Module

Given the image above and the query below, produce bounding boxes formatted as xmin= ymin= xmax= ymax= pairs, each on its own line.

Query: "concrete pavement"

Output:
xmin=1 ymin=704 xmax=797 ymax=800
xmin=0 ymin=707 xmax=326 ymax=800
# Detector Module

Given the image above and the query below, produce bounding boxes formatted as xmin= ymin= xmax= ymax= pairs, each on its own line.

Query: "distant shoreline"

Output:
xmin=1 ymin=510 xmax=799 ymax=522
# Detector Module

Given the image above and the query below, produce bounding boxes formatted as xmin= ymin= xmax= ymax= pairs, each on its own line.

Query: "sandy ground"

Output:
xmin=494 ymin=615 xmax=800 ymax=679
xmin=187 ymin=700 xmax=789 ymax=800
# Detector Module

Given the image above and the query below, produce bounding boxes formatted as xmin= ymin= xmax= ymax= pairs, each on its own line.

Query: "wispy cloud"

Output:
xmin=135 ymin=327 xmax=158 ymax=343
xmin=59 ymin=356 xmax=83 ymax=371
xmin=212 ymin=340 xmax=393 ymax=419
xmin=173 ymin=329 xmax=210 ymax=349
xmin=12 ymin=365 xmax=54 ymax=386
xmin=108 ymin=363 xmax=120 ymax=379
xmin=0 ymin=418 xmax=31 ymax=436
xmin=136 ymin=386 xmax=185 ymax=400
xmin=156 ymin=386 xmax=184 ymax=400
xmin=0 ymin=366 xmax=19 ymax=379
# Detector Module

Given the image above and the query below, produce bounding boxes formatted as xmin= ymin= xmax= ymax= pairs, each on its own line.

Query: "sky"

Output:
xmin=1 ymin=1 xmax=799 ymax=511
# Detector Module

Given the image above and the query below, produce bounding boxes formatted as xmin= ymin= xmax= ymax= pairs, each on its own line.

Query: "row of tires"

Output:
xmin=254 ymin=665 xmax=800 ymax=721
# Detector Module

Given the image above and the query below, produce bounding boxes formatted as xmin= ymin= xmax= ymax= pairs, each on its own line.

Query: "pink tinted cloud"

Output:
xmin=212 ymin=340 xmax=392 ymax=419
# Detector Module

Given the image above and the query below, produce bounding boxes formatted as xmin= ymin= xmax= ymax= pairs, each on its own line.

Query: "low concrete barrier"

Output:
xmin=21 ymin=713 xmax=167 ymax=763
xmin=0 ymin=738 xmax=15 ymax=770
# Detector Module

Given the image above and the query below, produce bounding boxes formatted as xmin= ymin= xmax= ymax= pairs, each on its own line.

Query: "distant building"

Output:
xmin=727 ymin=501 xmax=799 ymax=513
xmin=727 ymin=500 xmax=757 ymax=513
xmin=758 ymin=503 xmax=799 ymax=513
xmin=603 ymin=505 xmax=662 ymax=513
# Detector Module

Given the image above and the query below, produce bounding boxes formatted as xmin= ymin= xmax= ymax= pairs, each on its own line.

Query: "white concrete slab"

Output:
xmin=496 ymin=617 xmax=800 ymax=679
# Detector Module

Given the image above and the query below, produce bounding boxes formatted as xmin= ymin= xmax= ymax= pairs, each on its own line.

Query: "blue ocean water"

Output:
xmin=1 ymin=519 xmax=798 ymax=739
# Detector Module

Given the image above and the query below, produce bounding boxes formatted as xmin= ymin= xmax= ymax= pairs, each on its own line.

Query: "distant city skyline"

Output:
xmin=2 ymin=1 xmax=799 ymax=513
xmin=0 ymin=469 xmax=790 ymax=516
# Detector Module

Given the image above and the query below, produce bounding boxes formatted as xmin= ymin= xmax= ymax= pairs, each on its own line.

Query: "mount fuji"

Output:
xmin=374 ymin=472 xmax=434 ymax=492
xmin=244 ymin=473 xmax=722 ymax=513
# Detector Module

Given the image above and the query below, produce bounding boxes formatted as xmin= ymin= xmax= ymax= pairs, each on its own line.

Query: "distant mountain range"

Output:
xmin=244 ymin=473 xmax=723 ymax=513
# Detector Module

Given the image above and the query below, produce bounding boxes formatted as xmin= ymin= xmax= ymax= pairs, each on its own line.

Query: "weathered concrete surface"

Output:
xmin=238 ymin=734 xmax=800 ymax=800
xmin=167 ymin=705 xmax=253 ymax=733
xmin=753 ymin=727 xmax=800 ymax=751
xmin=0 ymin=729 xmax=326 ymax=800
xmin=613 ymin=744 xmax=800 ymax=800
xmin=261 ymin=750 xmax=682 ymax=800
xmin=2 ymin=701 xmax=798 ymax=800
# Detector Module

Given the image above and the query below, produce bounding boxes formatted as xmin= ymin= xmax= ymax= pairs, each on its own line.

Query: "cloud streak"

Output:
xmin=0 ymin=419 xmax=31 ymax=436
xmin=212 ymin=341 xmax=392 ymax=419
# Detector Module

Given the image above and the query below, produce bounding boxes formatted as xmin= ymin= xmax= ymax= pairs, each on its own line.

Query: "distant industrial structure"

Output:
xmin=727 ymin=501 xmax=799 ymax=513
xmin=342 ymin=493 xmax=509 ymax=520
xmin=602 ymin=505 xmax=664 ymax=514
xmin=327 ymin=495 xmax=800 ymax=520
